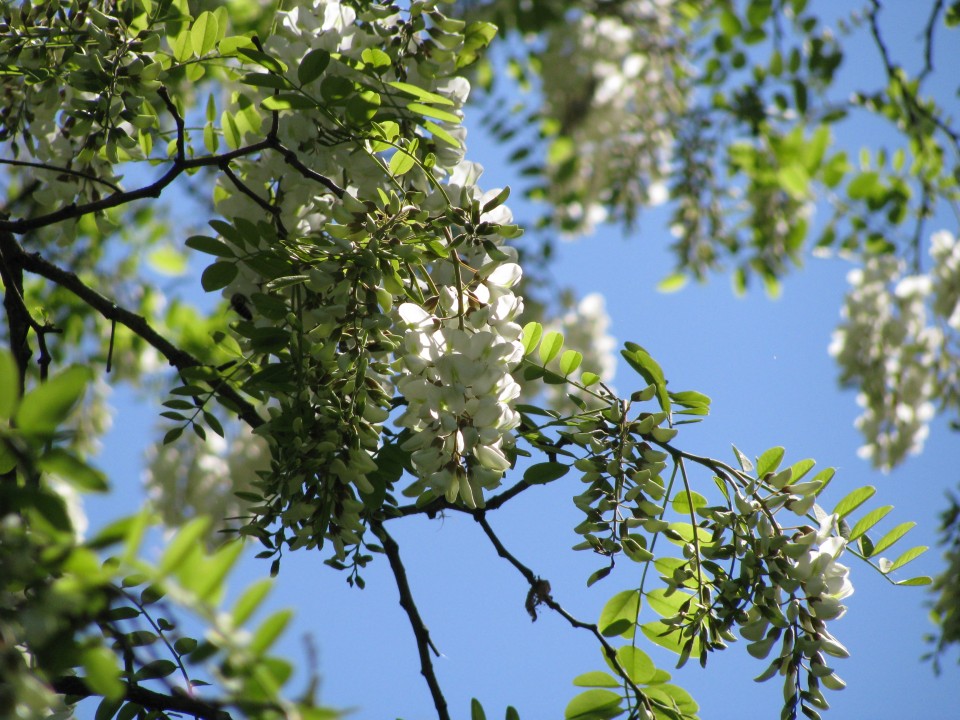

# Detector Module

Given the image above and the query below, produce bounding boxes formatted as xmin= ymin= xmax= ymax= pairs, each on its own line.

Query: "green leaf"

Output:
xmin=572 ymin=671 xmax=620 ymax=688
xmin=387 ymin=80 xmax=456 ymax=106
xmin=201 ymin=261 xmax=238 ymax=292
xmin=732 ymin=445 xmax=754 ymax=473
xmin=641 ymin=620 xmax=701 ymax=656
xmin=598 ymin=589 xmax=640 ymax=637
xmin=37 ymin=448 xmax=108 ymax=492
xmin=192 ymin=540 xmax=244 ymax=601
xmin=407 ymin=101 xmax=461 ymax=124
xmin=172 ymin=30 xmax=194 ymax=62
xmin=347 ymin=90 xmax=382 ymax=123
xmin=249 ymin=609 xmax=294 ymax=655
xmin=0 ymin=349 xmax=19 ymax=419
xmin=298 ymin=48 xmax=331 ymax=85
xmin=16 ymin=365 xmax=91 ymax=435
xmin=190 ymin=11 xmax=219 ymax=56
xmin=174 ymin=637 xmax=198 ymax=655
xmin=645 ymin=588 xmax=693 ymax=618
xmin=389 ymin=149 xmax=416 ymax=176
xmin=521 ymin=322 xmax=543 ymax=356
xmin=221 ymin=110 xmax=242 ymax=150
xmin=848 ymin=505 xmax=893 ymax=541
xmin=559 ymin=350 xmax=583 ymax=376
xmin=159 ymin=517 xmax=210 ymax=574
xmin=581 ymin=371 xmax=600 ymax=387
xmin=671 ymin=490 xmax=706 ymax=516
xmin=95 ymin=697 xmax=123 ymax=720
xmin=361 ymin=47 xmax=392 ymax=70
xmin=237 ymin=47 xmax=288 ymax=74
xmin=756 ymin=446 xmax=785 ymax=477
xmin=657 ymin=272 xmax=688 ymax=293
xmin=147 ymin=246 xmax=187 ymax=276
xmin=233 ymin=578 xmax=273 ymax=625
xmin=82 ymin=646 xmax=124 ymax=701
xmin=832 ymin=486 xmax=875 ymax=519
xmin=424 ymin=120 xmax=462 ymax=148
xmin=870 ymin=521 xmax=915 ymax=557
xmin=505 ymin=707 xmax=520 ymax=720
xmin=615 ymin=645 xmax=656 ymax=684
xmin=134 ymin=659 xmax=177 ymax=681
xmin=539 ymin=331 xmax=564 ymax=365
xmin=471 ymin=698 xmax=487 ymax=720
xmin=186 ymin=235 xmax=235 ymax=258
xmin=777 ymin=165 xmax=810 ymax=199
xmin=523 ymin=462 xmax=569 ymax=485
xmin=262 ymin=93 xmax=317 ymax=111
xmin=621 ymin=343 xmax=670 ymax=419
xmin=885 ymin=545 xmax=928 ymax=573
xmin=564 ymin=689 xmax=622 ymax=720
xmin=895 ymin=575 xmax=933 ymax=586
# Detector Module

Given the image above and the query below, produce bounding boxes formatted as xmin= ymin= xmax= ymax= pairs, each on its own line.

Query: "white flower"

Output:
xmin=789 ymin=515 xmax=854 ymax=620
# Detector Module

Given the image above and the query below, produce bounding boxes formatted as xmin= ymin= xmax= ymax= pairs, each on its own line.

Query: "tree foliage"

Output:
xmin=0 ymin=1 xmax=955 ymax=719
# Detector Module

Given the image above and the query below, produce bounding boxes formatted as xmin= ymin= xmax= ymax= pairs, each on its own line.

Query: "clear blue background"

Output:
xmin=80 ymin=3 xmax=960 ymax=718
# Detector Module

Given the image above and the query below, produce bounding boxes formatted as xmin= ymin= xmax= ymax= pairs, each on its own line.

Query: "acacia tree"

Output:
xmin=0 ymin=2 xmax=945 ymax=720
xmin=462 ymin=0 xmax=960 ymax=661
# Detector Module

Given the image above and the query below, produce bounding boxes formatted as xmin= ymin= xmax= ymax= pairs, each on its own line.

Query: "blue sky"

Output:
xmin=77 ymin=2 xmax=960 ymax=719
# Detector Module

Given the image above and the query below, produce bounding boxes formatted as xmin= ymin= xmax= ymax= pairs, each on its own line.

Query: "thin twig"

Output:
xmin=473 ymin=512 xmax=652 ymax=714
xmin=369 ymin=519 xmax=450 ymax=720
xmin=0 ymin=158 xmax=123 ymax=193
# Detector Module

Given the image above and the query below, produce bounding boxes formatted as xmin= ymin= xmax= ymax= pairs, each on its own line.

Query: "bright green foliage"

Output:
xmin=0 ymin=0 xmax=945 ymax=718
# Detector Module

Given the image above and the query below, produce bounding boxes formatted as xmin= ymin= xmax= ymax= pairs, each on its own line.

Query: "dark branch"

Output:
xmin=0 ymin=158 xmax=123 ymax=194
xmin=0 ymin=232 xmax=32 ymax=385
xmin=268 ymin=138 xmax=345 ymax=198
xmin=220 ymin=163 xmax=288 ymax=237
xmin=6 ymin=239 xmax=264 ymax=430
xmin=919 ymin=0 xmax=944 ymax=82
xmin=473 ymin=512 xmax=652 ymax=712
xmin=369 ymin=519 xmax=450 ymax=720
xmin=51 ymin=676 xmax=231 ymax=720
xmin=390 ymin=478 xmax=536 ymax=519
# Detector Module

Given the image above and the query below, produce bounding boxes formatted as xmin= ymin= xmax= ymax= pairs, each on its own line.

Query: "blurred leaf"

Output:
xmin=82 ymin=646 xmax=124 ymax=701
xmin=0 ymin=349 xmax=19 ymax=419
xmin=37 ymin=448 xmax=108 ymax=492
xmin=16 ymin=365 xmax=91 ymax=435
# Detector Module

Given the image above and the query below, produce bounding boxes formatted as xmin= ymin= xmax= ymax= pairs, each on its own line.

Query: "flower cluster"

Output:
xmin=789 ymin=514 xmax=854 ymax=623
xmin=829 ymin=254 xmax=941 ymax=469
xmin=395 ymin=188 xmax=526 ymax=507
xmin=145 ymin=426 xmax=268 ymax=543
xmin=538 ymin=292 xmax=617 ymax=412
xmin=530 ymin=0 xmax=683 ymax=232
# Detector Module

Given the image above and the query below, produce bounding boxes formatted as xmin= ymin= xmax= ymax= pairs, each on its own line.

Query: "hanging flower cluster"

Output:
xmin=531 ymin=0 xmax=683 ymax=233
xmin=395 ymin=182 xmax=526 ymax=507
xmin=829 ymin=231 xmax=960 ymax=469
xmin=789 ymin=514 xmax=854 ymax=622
xmin=829 ymin=255 xmax=938 ymax=468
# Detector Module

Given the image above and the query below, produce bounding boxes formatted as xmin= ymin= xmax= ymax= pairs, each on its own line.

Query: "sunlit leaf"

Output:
xmin=598 ymin=589 xmax=640 ymax=637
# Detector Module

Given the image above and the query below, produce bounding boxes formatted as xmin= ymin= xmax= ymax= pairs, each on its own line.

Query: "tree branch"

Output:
xmin=6 ymin=238 xmax=264 ymax=430
xmin=473 ymin=512 xmax=652 ymax=712
xmin=369 ymin=519 xmax=450 ymax=720
xmin=52 ymin=676 xmax=231 ymax=720
xmin=0 ymin=158 xmax=123 ymax=194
